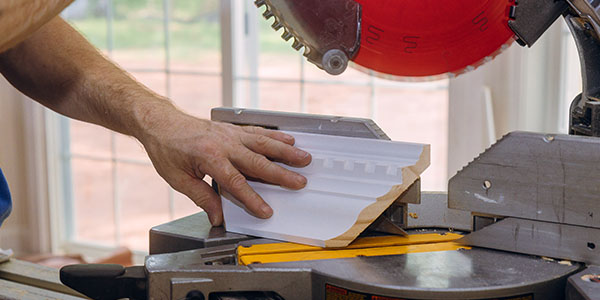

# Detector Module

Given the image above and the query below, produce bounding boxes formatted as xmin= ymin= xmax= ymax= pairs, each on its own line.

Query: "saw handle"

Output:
xmin=60 ymin=264 xmax=147 ymax=300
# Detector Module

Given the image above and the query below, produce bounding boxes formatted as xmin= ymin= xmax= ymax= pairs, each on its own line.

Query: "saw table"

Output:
xmin=0 ymin=258 xmax=85 ymax=300
xmin=142 ymin=204 xmax=582 ymax=300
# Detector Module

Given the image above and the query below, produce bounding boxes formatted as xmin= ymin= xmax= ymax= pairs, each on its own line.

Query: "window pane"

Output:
xmin=171 ymin=1 xmax=221 ymax=73
xmin=115 ymin=134 xmax=149 ymax=162
xmin=171 ymin=74 xmax=221 ymax=119
xmin=70 ymin=120 xmax=111 ymax=158
xmin=173 ymin=191 xmax=201 ymax=220
xmin=63 ymin=0 xmax=222 ymax=254
xmin=375 ymin=82 xmax=448 ymax=191
xmin=130 ymin=71 xmax=168 ymax=96
xmin=118 ymin=162 xmax=170 ymax=251
xmin=256 ymin=7 xmax=300 ymax=80
xmin=257 ymin=54 xmax=301 ymax=80
xmin=305 ymin=84 xmax=372 ymax=118
xmin=63 ymin=2 xmax=108 ymax=49
xmin=110 ymin=0 xmax=165 ymax=70
xmin=257 ymin=81 xmax=301 ymax=112
xmin=72 ymin=158 xmax=116 ymax=245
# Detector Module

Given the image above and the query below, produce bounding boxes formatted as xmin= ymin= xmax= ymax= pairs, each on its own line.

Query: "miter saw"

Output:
xmin=57 ymin=0 xmax=600 ymax=299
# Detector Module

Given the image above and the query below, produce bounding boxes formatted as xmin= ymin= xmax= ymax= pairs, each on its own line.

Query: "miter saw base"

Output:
xmin=142 ymin=209 xmax=581 ymax=300
xmin=60 ymin=109 xmax=600 ymax=299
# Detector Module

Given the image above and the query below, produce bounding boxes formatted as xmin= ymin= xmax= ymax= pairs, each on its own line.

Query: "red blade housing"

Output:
xmin=352 ymin=0 xmax=516 ymax=78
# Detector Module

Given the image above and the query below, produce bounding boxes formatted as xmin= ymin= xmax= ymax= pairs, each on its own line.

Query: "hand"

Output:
xmin=137 ymin=106 xmax=312 ymax=226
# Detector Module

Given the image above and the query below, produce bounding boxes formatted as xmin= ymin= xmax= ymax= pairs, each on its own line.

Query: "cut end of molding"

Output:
xmin=326 ymin=169 xmax=421 ymax=247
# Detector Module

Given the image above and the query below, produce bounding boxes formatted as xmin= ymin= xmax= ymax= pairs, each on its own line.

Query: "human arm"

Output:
xmin=0 ymin=17 xmax=311 ymax=226
xmin=0 ymin=0 xmax=73 ymax=53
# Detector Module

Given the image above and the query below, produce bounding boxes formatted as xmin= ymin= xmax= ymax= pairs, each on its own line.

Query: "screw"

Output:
xmin=322 ymin=49 xmax=348 ymax=75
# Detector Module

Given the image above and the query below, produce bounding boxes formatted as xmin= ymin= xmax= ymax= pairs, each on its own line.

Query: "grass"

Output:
xmin=68 ymin=12 xmax=298 ymax=60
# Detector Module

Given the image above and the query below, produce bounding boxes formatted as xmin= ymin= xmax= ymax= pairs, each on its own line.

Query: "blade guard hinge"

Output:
xmin=508 ymin=0 xmax=569 ymax=47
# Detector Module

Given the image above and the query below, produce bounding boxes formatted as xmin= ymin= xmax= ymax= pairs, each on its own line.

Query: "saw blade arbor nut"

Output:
xmin=322 ymin=49 xmax=349 ymax=75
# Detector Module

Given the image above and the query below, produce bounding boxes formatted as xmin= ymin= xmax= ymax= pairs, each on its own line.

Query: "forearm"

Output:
xmin=0 ymin=16 xmax=174 ymax=139
xmin=0 ymin=15 xmax=312 ymax=226
xmin=0 ymin=0 xmax=73 ymax=53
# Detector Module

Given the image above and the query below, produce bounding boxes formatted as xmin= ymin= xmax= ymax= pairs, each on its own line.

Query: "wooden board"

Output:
xmin=221 ymin=131 xmax=430 ymax=247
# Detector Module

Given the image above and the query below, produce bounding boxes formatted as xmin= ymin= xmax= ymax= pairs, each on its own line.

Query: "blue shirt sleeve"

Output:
xmin=0 ymin=168 xmax=12 ymax=227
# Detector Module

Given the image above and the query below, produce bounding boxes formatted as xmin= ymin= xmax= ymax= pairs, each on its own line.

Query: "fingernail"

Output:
xmin=284 ymin=134 xmax=295 ymax=142
xmin=296 ymin=149 xmax=309 ymax=158
xmin=209 ymin=214 xmax=220 ymax=226
xmin=296 ymin=175 xmax=307 ymax=186
xmin=260 ymin=203 xmax=273 ymax=218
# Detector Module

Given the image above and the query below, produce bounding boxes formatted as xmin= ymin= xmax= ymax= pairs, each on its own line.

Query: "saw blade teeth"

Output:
xmin=271 ymin=20 xmax=283 ymax=31
xmin=255 ymin=1 xmax=307 ymax=55
xmin=292 ymin=39 xmax=304 ymax=51
xmin=303 ymin=46 xmax=311 ymax=56
xmin=281 ymin=30 xmax=293 ymax=41
xmin=263 ymin=9 xmax=274 ymax=19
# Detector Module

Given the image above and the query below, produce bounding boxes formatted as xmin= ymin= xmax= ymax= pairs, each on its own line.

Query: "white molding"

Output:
xmin=222 ymin=132 xmax=430 ymax=247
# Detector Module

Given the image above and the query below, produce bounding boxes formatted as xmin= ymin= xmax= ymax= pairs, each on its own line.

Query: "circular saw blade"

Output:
xmin=352 ymin=0 xmax=516 ymax=80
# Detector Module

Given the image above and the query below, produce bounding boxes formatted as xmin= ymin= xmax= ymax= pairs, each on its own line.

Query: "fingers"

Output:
xmin=231 ymin=147 xmax=307 ymax=190
xmin=240 ymin=133 xmax=312 ymax=167
xmin=173 ymin=177 xmax=224 ymax=226
xmin=241 ymin=126 xmax=295 ymax=145
xmin=208 ymin=158 xmax=273 ymax=219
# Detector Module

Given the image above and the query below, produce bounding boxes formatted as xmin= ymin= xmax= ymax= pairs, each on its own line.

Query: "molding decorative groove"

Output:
xmin=221 ymin=131 xmax=430 ymax=247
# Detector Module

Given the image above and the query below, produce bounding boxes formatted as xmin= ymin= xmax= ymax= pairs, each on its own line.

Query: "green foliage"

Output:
xmin=66 ymin=0 xmax=299 ymax=59
xmin=70 ymin=17 xmax=220 ymax=54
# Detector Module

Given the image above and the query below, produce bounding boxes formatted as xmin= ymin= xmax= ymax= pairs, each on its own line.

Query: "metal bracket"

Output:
xmin=566 ymin=265 xmax=600 ymax=300
xmin=567 ymin=15 xmax=600 ymax=136
xmin=508 ymin=0 xmax=569 ymax=47
xmin=449 ymin=131 xmax=600 ymax=229
xmin=458 ymin=217 xmax=600 ymax=265
xmin=368 ymin=178 xmax=421 ymax=236
xmin=211 ymin=107 xmax=389 ymax=139
xmin=450 ymin=131 xmax=600 ymax=264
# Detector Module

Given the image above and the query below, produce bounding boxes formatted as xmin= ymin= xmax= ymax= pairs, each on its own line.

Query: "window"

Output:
xmin=60 ymin=0 xmax=222 ymax=255
xmin=42 ymin=1 xmax=584 ymax=260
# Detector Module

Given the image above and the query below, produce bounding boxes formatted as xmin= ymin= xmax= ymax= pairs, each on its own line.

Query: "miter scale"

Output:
xmin=58 ymin=0 xmax=600 ymax=299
